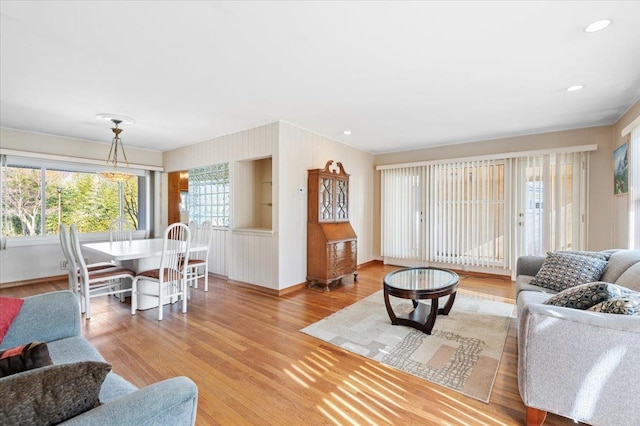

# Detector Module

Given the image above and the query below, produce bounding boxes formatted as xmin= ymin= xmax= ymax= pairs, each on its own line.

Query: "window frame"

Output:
xmin=1 ymin=154 xmax=151 ymax=248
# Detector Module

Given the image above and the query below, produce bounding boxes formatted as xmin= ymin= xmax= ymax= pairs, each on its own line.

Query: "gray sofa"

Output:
xmin=0 ymin=290 xmax=198 ymax=425
xmin=515 ymin=249 xmax=640 ymax=426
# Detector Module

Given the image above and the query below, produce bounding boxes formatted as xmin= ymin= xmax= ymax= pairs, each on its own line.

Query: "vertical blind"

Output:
xmin=380 ymin=150 xmax=590 ymax=272
xmin=381 ymin=159 xmax=507 ymax=268
xmin=514 ymin=152 xmax=588 ymax=257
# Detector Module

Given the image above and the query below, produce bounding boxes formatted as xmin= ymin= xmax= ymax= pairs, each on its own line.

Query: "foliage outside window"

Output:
xmin=188 ymin=163 xmax=230 ymax=227
xmin=1 ymin=156 xmax=143 ymax=238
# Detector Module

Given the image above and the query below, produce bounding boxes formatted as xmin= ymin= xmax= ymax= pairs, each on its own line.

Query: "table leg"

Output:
xmin=384 ymin=288 xmax=399 ymax=324
xmin=438 ymin=292 xmax=457 ymax=315
xmin=422 ymin=297 xmax=439 ymax=334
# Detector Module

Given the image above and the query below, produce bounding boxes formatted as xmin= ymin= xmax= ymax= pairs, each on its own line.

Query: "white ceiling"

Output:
xmin=1 ymin=1 xmax=640 ymax=154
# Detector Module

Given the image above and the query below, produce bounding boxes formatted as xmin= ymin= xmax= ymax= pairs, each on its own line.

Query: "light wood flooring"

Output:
xmin=1 ymin=263 xmax=575 ymax=426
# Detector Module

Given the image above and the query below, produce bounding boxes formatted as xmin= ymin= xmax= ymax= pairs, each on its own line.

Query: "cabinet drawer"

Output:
xmin=327 ymin=240 xmax=356 ymax=256
xmin=329 ymin=257 xmax=356 ymax=270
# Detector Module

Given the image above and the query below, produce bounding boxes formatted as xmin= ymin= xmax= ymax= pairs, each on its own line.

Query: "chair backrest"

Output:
xmin=193 ymin=221 xmax=213 ymax=261
xmin=59 ymin=224 xmax=79 ymax=290
xmin=69 ymin=224 xmax=90 ymax=280
xmin=109 ymin=219 xmax=134 ymax=243
xmin=159 ymin=223 xmax=191 ymax=284
xmin=188 ymin=220 xmax=198 ymax=243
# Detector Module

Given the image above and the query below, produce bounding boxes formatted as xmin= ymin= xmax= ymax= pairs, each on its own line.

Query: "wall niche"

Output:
xmin=234 ymin=156 xmax=272 ymax=231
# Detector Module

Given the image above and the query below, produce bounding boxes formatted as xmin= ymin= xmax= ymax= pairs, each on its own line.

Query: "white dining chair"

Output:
xmin=59 ymin=224 xmax=115 ymax=311
xmin=109 ymin=219 xmax=134 ymax=243
xmin=185 ymin=221 xmax=212 ymax=292
xmin=69 ymin=224 xmax=135 ymax=320
xmin=131 ymin=223 xmax=191 ymax=321
xmin=188 ymin=220 xmax=198 ymax=243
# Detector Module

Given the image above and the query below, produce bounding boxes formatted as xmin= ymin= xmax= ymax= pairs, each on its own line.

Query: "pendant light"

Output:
xmin=98 ymin=117 xmax=133 ymax=182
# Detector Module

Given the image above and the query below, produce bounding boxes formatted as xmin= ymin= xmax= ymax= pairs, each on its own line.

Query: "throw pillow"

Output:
xmin=543 ymin=282 xmax=632 ymax=310
xmin=0 ymin=296 xmax=24 ymax=344
xmin=529 ymin=251 xmax=608 ymax=292
xmin=0 ymin=342 xmax=53 ymax=378
xmin=588 ymin=294 xmax=640 ymax=315
xmin=555 ymin=250 xmax=609 ymax=261
xmin=0 ymin=361 xmax=111 ymax=425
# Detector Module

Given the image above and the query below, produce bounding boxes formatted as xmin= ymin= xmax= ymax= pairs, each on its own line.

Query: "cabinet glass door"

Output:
xmin=320 ymin=177 xmax=334 ymax=221
xmin=336 ymin=178 xmax=349 ymax=220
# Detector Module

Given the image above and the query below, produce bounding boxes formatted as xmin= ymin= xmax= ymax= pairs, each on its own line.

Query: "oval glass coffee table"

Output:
xmin=383 ymin=267 xmax=459 ymax=335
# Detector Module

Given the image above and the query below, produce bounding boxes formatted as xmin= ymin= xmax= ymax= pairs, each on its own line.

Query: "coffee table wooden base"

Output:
xmin=384 ymin=290 xmax=457 ymax=335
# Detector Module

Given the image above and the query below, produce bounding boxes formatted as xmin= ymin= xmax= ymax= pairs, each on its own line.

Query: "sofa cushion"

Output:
xmin=588 ymin=294 xmax=640 ymax=315
xmin=529 ymin=251 xmax=608 ymax=292
xmin=46 ymin=335 xmax=138 ymax=403
xmin=600 ymin=250 xmax=640 ymax=283
xmin=0 ymin=361 xmax=111 ymax=425
xmin=543 ymin=282 xmax=632 ymax=310
xmin=516 ymin=275 xmax=558 ymax=296
xmin=615 ymin=262 xmax=640 ymax=292
xmin=0 ymin=342 xmax=52 ymax=378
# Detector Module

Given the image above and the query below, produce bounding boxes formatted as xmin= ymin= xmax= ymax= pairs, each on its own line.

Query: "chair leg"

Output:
xmin=526 ymin=407 xmax=547 ymax=426
xmin=158 ymin=281 xmax=164 ymax=321
xmin=131 ymin=278 xmax=138 ymax=315
xmin=193 ymin=266 xmax=198 ymax=289
xmin=182 ymin=278 xmax=188 ymax=314
xmin=204 ymin=264 xmax=208 ymax=292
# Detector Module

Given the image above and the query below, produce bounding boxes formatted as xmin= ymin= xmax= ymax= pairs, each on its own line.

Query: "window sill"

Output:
xmin=3 ymin=230 xmax=147 ymax=249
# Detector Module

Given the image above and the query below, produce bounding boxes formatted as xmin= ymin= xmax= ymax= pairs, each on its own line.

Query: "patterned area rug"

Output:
xmin=300 ymin=290 xmax=515 ymax=403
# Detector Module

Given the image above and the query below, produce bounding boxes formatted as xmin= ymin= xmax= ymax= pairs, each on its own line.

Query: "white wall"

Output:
xmin=163 ymin=121 xmax=375 ymax=291
xmin=278 ymin=122 xmax=375 ymax=288
xmin=163 ymin=122 xmax=280 ymax=288
xmin=612 ymin=100 xmax=640 ymax=248
xmin=0 ymin=128 xmax=163 ymax=284
xmin=373 ymin=125 xmax=616 ymax=257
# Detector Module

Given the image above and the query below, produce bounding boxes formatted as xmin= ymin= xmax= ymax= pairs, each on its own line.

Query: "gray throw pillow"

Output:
xmin=543 ymin=282 xmax=632 ymax=309
xmin=530 ymin=251 xmax=608 ymax=292
xmin=588 ymin=294 xmax=640 ymax=315
xmin=555 ymin=250 xmax=609 ymax=260
xmin=0 ymin=361 xmax=111 ymax=425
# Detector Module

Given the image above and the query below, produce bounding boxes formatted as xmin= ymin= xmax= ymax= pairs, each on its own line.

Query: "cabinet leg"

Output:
xmin=353 ymin=271 xmax=358 ymax=281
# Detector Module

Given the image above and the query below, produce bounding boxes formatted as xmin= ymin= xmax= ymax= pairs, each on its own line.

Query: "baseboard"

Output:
xmin=0 ymin=274 xmax=67 ymax=290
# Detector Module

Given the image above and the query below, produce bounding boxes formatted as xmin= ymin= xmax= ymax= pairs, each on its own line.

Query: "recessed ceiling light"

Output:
xmin=584 ymin=19 xmax=611 ymax=33
xmin=343 ymin=130 xmax=352 ymax=135
xmin=567 ymin=85 xmax=584 ymax=92
xmin=95 ymin=113 xmax=136 ymax=125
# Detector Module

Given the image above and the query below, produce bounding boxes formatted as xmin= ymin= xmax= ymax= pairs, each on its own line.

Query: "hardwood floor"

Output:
xmin=1 ymin=263 xmax=575 ymax=426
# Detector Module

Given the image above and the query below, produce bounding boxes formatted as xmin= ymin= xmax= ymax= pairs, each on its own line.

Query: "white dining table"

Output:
xmin=83 ymin=238 xmax=208 ymax=310
xmin=82 ymin=238 xmax=208 ymax=262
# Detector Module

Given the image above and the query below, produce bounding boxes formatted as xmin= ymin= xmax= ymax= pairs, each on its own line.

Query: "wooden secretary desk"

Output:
xmin=307 ymin=160 xmax=358 ymax=290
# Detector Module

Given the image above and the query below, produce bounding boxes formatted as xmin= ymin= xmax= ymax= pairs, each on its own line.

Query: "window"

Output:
xmin=187 ymin=163 xmax=230 ymax=227
xmin=1 ymin=155 xmax=147 ymax=239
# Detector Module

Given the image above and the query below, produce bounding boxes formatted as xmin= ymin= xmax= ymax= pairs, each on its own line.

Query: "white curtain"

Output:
xmin=381 ymin=159 xmax=507 ymax=268
xmin=380 ymin=150 xmax=590 ymax=273
xmin=380 ymin=167 xmax=425 ymax=259
xmin=630 ymin=128 xmax=640 ymax=249
xmin=514 ymin=152 xmax=588 ymax=257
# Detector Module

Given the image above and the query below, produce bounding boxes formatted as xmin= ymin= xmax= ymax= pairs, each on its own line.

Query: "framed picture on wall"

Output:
xmin=613 ymin=143 xmax=628 ymax=195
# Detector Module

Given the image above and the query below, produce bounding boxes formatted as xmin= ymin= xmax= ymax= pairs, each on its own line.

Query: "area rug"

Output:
xmin=300 ymin=290 xmax=515 ymax=403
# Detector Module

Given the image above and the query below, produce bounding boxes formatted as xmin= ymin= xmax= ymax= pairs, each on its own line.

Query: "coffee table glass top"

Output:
xmin=384 ymin=267 xmax=458 ymax=291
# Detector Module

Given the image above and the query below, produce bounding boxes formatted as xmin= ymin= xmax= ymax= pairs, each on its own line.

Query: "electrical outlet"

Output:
xmin=60 ymin=260 xmax=68 ymax=270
